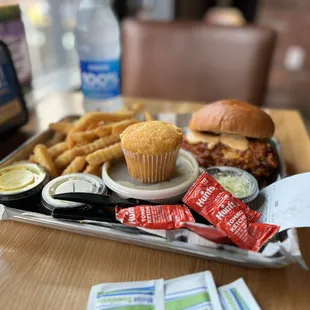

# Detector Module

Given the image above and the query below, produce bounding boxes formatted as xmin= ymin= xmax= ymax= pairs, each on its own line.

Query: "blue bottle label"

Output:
xmin=80 ymin=59 xmax=121 ymax=99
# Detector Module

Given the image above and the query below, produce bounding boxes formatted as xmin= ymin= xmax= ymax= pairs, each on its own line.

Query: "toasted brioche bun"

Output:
xmin=204 ymin=8 xmax=246 ymax=26
xmin=189 ymin=100 xmax=275 ymax=139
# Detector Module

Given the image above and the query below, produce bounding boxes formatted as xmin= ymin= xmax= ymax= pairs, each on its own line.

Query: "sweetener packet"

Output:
xmin=218 ymin=278 xmax=261 ymax=310
xmin=87 ymin=279 xmax=165 ymax=310
xmin=165 ymin=271 xmax=223 ymax=310
xmin=116 ymin=205 xmax=195 ymax=229
xmin=183 ymin=172 xmax=280 ymax=251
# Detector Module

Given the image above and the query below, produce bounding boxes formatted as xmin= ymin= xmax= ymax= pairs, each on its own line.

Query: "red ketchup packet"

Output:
xmin=184 ymin=172 xmax=261 ymax=224
xmin=184 ymin=222 xmax=233 ymax=244
xmin=247 ymin=223 xmax=280 ymax=252
xmin=183 ymin=172 xmax=280 ymax=251
xmin=115 ymin=205 xmax=195 ymax=229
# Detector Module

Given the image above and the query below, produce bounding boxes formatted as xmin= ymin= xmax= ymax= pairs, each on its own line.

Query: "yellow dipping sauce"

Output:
xmin=0 ymin=163 xmax=46 ymax=194
xmin=0 ymin=169 xmax=34 ymax=190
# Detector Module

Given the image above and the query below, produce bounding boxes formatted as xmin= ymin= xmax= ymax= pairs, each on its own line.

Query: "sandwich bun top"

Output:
xmin=189 ymin=99 xmax=275 ymax=139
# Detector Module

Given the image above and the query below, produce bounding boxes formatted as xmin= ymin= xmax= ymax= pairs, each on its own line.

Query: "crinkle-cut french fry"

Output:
xmin=144 ymin=111 xmax=154 ymax=121
xmin=67 ymin=134 xmax=75 ymax=149
xmin=49 ymin=122 xmax=73 ymax=134
xmin=74 ymin=112 xmax=133 ymax=132
xmin=28 ymin=154 xmax=37 ymax=163
xmin=71 ymin=131 xmax=98 ymax=143
xmin=33 ymin=144 xmax=59 ymax=178
xmin=94 ymin=119 xmax=138 ymax=137
xmin=76 ymin=140 xmax=91 ymax=147
xmin=55 ymin=149 xmax=82 ymax=168
xmin=67 ymin=112 xmax=132 ymax=147
xmin=80 ymin=134 xmax=120 ymax=154
xmin=84 ymin=164 xmax=102 ymax=177
xmin=111 ymin=119 xmax=138 ymax=134
xmin=55 ymin=134 xmax=120 ymax=168
xmin=66 ymin=114 xmax=98 ymax=147
xmin=86 ymin=120 xmax=105 ymax=130
xmin=94 ymin=125 xmax=113 ymax=137
xmin=86 ymin=142 xmax=123 ymax=166
xmin=69 ymin=114 xmax=99 ymax=134
xmin=131 ymin=102 xmax=144 ymax=114
xmin=62 ymin=156 xmax=86 ymax=175
xmin=47 ymin=142 xmax=68 ymax=159
xmin=46 ymin=132 xmax=66 ymax=147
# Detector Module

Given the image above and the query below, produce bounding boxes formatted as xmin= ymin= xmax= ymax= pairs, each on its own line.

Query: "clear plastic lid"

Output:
xmin=41 ymin=173 xmax=106 ymax=210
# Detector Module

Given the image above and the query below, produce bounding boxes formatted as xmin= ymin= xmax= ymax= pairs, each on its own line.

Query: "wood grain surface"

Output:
xmin=0 ymin=93 xmax=310 ymax=310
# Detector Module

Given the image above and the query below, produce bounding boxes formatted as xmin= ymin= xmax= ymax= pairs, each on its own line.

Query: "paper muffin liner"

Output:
xmin=122 ymin=147 xmax=181 ymax=184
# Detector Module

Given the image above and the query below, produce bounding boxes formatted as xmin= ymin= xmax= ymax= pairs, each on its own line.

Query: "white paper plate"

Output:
xmin=102 ymin=149 xmax=199 ymax=203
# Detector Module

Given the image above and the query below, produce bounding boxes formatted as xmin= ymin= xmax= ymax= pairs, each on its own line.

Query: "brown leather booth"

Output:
xmin=122 ymin=19 xmax=276 ymax=106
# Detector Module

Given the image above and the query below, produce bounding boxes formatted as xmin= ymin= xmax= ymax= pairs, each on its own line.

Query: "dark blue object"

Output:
xmin=0 ymin=40 xmax=28 ymax=135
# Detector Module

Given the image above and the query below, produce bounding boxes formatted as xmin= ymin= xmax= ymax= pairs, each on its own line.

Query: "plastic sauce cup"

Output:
xmin=0 ymin=162 xmax=48 ymax=209
xmin=205 ymin=166 xmax=259 ymax=203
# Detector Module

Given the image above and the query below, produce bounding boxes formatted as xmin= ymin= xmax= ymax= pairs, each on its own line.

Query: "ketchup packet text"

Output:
xmin=184 ymin=172 xmax=261 ymax=224
xmin=183 ymin=172 xmax=279 ymax=251
xmin=116 ymin=204 xmax=195 ymax=229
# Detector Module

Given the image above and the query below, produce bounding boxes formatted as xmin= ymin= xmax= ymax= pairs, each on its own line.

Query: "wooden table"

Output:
xmin=1 ymin=92 xmax=310 ymax=310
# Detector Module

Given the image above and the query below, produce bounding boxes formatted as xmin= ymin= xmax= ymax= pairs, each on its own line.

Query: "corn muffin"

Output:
xmin=121 ymin=121 xmax=183 ymax=183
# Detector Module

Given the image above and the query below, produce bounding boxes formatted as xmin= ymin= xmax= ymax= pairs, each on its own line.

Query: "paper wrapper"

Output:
xmin=122 ymin=147 xmax=180 ymax=183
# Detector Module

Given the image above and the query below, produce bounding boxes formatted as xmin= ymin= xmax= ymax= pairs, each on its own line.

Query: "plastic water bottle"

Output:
xmin=75 ymin=0 xmax=123 ymax=112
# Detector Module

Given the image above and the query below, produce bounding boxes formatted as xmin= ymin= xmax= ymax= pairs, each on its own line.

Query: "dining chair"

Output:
xmin=121 ymin=19 xmax=276 ymax=106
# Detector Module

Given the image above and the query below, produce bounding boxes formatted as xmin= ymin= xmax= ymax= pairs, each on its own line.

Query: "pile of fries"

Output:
xmin=28 ymin=103 xmax=153 ymax=178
